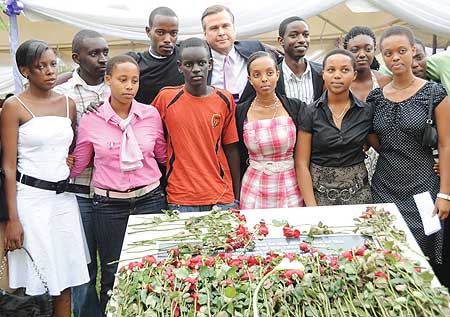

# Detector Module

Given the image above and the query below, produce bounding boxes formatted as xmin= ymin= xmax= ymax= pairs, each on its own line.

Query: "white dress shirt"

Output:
xmin=211 ymin=46 xmax=247 ymax=100
xmin=282 ymin=59 xmax=314 ymax=104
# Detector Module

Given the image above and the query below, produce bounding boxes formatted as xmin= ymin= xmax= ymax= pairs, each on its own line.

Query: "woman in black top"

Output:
xmin=236 ymin=51 xmax=306 ymax=208
xmin=295 ymin=49 xmax=373 ymax=206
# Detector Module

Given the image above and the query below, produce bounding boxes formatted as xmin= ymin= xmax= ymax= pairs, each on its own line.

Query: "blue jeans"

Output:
xmin=72 ymin=196 xmax=102 ymax=317
xmin=167 ymin=202 xmax=237 ymax=212
xmin=93 ymin=185 xmax=166 ymax=315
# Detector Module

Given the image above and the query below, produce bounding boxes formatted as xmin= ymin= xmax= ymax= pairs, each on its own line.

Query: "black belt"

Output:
xmin=16 ymin=172 xmax=90 ymax=194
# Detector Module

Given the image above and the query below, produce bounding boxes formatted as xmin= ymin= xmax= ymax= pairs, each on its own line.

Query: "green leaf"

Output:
xmin=145 ymin=295 xmax=158 ymax=308
xmin=272 ymin=219 xmax=288 ymax=227
xmin=140 ymin=288 xmax=147 ymax=303
xmin=394 ymin=284 xmax=407 ymax=292
xmin=420 ymin=271 xmax=435 ymax=283
xmin=344 ymin=263 xmax=356 ymax=275
xmin=173 ymin=267 xmax=190 ymax=279
xmin=395 ymin=297 xmax=407 ymax=304
xmin=200 ymin=265 xmax=213 ymax=279
xmin=374 ymin=277 xmax=388 ymax=289
xmin=224 ymin=286 xmax=237 ymax=298
xmin=198 ymin=293 xmax=209 ymax=305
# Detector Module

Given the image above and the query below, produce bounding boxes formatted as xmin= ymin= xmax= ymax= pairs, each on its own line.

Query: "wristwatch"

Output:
xmin=437 ymin=193 xmax=450 ymax=201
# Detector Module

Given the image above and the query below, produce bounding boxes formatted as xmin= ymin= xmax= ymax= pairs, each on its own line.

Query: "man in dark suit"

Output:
xmin=276 ymin=16 xmax=324 ymax=103
xmin=201 ymin=5 xmax=266 ymax=104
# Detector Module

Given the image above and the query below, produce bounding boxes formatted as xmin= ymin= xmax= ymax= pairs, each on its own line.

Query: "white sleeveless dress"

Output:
xmin=7 ymin=96 xmax=89 ymax=296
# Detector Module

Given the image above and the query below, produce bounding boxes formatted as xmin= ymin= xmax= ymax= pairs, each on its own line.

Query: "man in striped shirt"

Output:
xmin=54 ymin=29 xmax=110 ymax=317
xmin=276 ymin=16 xmax=324 ymax=104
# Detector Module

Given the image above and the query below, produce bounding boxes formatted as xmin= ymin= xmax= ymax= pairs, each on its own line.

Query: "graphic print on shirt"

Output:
xmin=211 ymin=113 xmax=222 ymax=128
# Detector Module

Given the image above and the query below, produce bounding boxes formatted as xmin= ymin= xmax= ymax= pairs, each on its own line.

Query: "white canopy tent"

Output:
xmin=1 ymin=0 xmax=449 ymax=95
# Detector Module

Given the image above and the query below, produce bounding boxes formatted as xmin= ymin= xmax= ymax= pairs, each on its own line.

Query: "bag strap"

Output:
xmin=427 ymin=83 xmax=437 ymax=124
xmin=0 ymin=247 xmax=50 ymax=293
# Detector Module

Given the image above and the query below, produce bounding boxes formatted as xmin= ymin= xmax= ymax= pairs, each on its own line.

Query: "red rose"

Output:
xmin=355 ymin=246 xmax=367 ymax=256
xmin=142 ymin=255 xmax=157 ymax=265
xmin=342 ymin=251 xmax=354 ymax=261
xmin=128 ymin=261 xmax=144 ymax=270
xmin=283 ymin=269 xmax=304 ymax=280
xmin=299 ymin=242 xmax=310 ymax=253
xmin=241 ymin=272 xmax=255 ymax=281
xmin=374 ymin=271 xmax=389 ymax=281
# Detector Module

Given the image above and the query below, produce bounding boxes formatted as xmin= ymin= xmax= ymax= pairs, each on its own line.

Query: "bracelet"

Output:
xmin=437 ymin=193 xmax=450 ymax=201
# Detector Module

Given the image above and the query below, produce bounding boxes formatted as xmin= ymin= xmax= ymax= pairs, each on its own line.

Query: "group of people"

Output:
xmin=1 ymin=4 xmax=450 ymax=317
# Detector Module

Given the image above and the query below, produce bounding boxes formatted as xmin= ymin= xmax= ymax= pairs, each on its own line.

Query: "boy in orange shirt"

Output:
xmin=153 ymin=37 xmax=240 ymax=211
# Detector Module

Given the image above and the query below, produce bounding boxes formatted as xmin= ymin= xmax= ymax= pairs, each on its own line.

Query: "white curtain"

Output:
xmin=2 ymin=0 xmax=449 ymax=95
xmin=22 ymin=0 xmax=342 ymax=40
xmin=370 ymin=0 xmax=450 ymax=37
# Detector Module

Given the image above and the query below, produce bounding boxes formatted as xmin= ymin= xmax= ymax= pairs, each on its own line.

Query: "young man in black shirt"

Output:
xmin=128 ymin=7 xmax=184 ymax=104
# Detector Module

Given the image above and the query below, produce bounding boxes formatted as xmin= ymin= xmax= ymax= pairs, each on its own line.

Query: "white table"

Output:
xmin=108 ymin=203 xmax=443 ymax=315
xmin=118 ymin=203 xmax=438 ymax=285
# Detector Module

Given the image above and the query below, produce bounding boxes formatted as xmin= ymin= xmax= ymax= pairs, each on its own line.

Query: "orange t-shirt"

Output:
xmin=153 ymin=86 xmax=239 ymax=205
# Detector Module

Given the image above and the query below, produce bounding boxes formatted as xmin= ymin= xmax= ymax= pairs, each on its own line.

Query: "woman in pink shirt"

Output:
xmin=70 ymin=55 xmax=166 ymax=314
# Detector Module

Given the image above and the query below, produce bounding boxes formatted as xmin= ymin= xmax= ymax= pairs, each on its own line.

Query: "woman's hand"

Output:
xmin=433 ymin=162 xmax=440 ymax=176
xmin=434 ymin=197 xmax=450 ymax=220
xmin=66 ymin=154 xmax=75 ymax=170
xmin=5 ymin=219 xmax=24 ymax=251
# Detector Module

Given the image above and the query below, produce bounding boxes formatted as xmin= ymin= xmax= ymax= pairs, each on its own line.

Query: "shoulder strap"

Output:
xmin=14 ymin=96 xmax=35 ymax=118
xmin=428 ymin=83 xmax=436 ymax=123
xmin=66 ymin=96 xmax=70 ymax=118
xmin=1 ymin=248 xmax=49 ymax=293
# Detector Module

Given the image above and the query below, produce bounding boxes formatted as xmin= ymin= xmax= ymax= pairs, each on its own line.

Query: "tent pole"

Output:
xmin=432 ymin=35 xmax=437 ymax=55
xmin=9 ymin=14 xmax=23 ymax=94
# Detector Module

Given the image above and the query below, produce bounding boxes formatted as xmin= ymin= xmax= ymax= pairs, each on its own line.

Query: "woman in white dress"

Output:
xmin=0 ymin=40 xmax=89 ymax=317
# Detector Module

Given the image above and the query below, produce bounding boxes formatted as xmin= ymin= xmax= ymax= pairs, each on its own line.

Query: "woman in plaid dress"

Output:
xmin=236 ymin=52 xmax=305 ymax=209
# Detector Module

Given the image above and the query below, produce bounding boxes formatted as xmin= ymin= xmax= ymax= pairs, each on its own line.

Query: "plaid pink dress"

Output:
xmin=240 ymin=116 xmax=303 ymax=209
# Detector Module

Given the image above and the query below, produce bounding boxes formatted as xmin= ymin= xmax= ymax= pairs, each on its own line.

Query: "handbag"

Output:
xmin=421 ymin=83 xmax=438 ymax=148
xmin=0 ymin=248 xmax=53 ymax=317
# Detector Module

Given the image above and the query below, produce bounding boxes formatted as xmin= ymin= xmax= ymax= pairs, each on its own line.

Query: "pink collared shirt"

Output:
xmin=70 ymin=97 xmax=166 ymax=191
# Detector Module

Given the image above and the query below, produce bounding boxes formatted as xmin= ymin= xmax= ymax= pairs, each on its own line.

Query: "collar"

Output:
xmin=100 ymin=95 xmax=144 ymax=122
xmin=148 ymin=47 xmax=169 ymax=59
xmin=211 ymin=46 xmax=238 ymax=64
xmin=282 ymin=58 xmax=311 ymax=80
xmin=315 ymin=91 xmax=365 ymax=109
xmin=70 ymin=68 xmax=108 ymax=94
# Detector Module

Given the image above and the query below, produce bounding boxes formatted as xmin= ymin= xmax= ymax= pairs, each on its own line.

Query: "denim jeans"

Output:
xmin=72 ymin=196 xmax=102 ymax=317
xmin=167 ymin=202 xmax=237 ymax=212
xmin=93 ymin=185 xmax=166 ymax=315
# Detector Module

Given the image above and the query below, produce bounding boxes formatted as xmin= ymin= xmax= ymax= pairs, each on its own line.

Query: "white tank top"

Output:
xmin=15 ymin=96 xmax=74 ymax=182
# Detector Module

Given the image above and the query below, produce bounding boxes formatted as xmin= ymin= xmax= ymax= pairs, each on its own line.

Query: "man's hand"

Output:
xmin=83 ymin=101 xmax=104 ymax=114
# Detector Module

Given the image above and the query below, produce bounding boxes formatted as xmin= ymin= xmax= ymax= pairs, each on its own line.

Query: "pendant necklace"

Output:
xmin=391 ymin=78 xmax=416 ymax=90
xmin=329 ymin=101 xmax=350 ymax=121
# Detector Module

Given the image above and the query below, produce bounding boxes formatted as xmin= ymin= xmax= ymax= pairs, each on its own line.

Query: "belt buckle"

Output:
xmin=56 ymin=179 xmax=68 ymax=194
xmin=317 ymin=185 xmax=327 ymax=193
xmin=340 ymin=189 xmax=351 ymax=201
xmin=326 ymin=189 xmax=339 ymax=201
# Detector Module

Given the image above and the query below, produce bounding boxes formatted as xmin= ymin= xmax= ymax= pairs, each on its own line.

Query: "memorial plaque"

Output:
xmin=243 ymin=234 xmax=369 ymax=256
xmin=156 ymin=234 xmax=369 ymax=260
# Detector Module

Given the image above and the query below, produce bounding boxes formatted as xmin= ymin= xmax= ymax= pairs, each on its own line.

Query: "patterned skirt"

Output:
xmin=310 ymin=162 xmax=372 ymax=206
